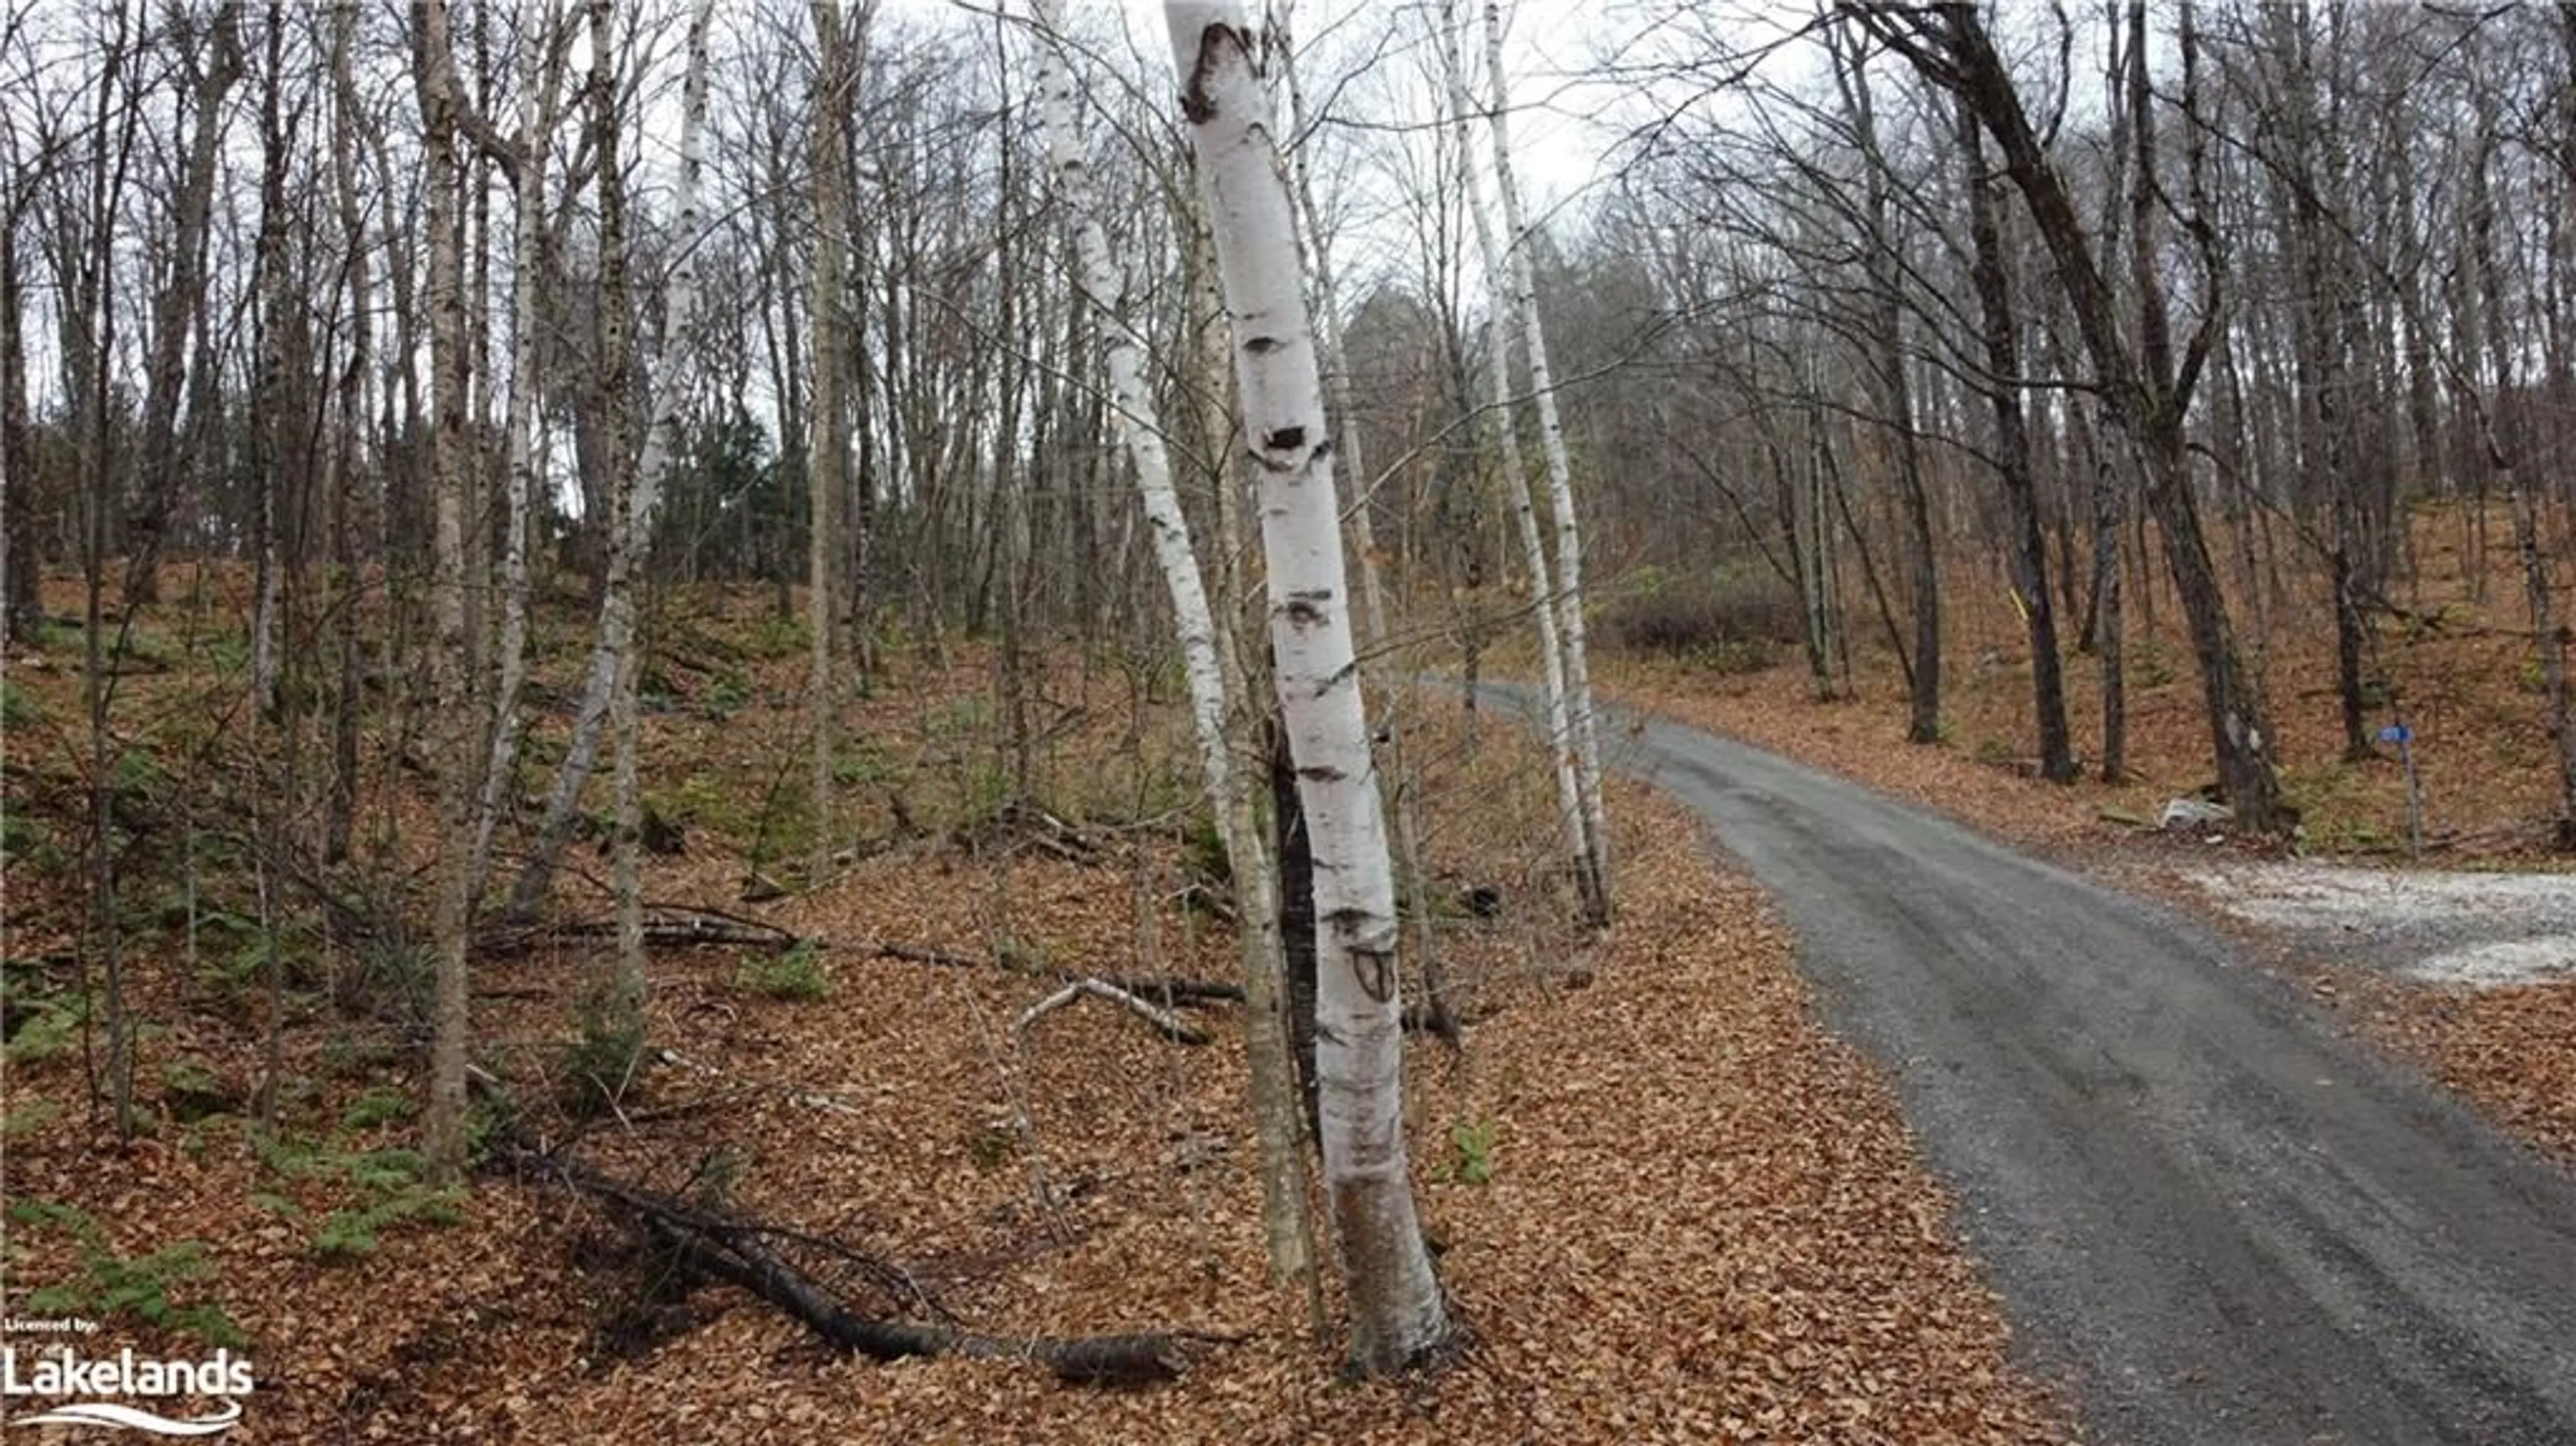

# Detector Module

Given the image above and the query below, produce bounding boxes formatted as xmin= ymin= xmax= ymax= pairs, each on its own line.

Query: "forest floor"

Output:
xmin=0 ymin=571 xmax=2074 ymax=1443
xmin=1590 ymin=498 xmax=2576 ymax=1164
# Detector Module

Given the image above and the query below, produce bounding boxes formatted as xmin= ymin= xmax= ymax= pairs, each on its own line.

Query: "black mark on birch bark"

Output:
xmin=1350 ymin=947 xmax=1394 ymax=1004
xmin=1181 ymin=23 xmax=1242 ymax=123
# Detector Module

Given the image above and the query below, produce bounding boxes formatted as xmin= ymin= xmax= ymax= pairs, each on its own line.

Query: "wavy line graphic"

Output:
xmin=9 ymin=1398 xmax=244 ymax=1435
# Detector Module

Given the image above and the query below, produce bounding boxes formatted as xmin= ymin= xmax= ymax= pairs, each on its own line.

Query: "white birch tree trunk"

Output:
xmin=1440 ymin=0 xmax=1588 ymax=924
xmin=502 ymin=1 xmax=716 ymax=920
xmin=470 ymin=0 xmax=565 ymax=895
xmin=1279 ymin=21 xmax=1444 ymax=1023
xmin=1166 ymin=1 xmax=1452 ymax=1375
xmin=1275 ymin=25 xmax=1389 ymax=661
xmin=1030 ymin=0 xmax=1312 ymax=1297
xmin=610 ymin=0 xmax=717 ymax=1007
xmin=1480 ymin=0 xmax=1609 ymax=924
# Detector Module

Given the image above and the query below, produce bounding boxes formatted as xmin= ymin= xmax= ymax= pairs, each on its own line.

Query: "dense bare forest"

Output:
xmin=3 ymin=1 xmax=2573 ymax=1439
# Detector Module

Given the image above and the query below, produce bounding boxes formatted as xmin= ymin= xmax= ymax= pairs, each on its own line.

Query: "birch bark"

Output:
xmin=1167 ymin=1 xmax=1452 ymax=1374
xmin=1439 ymin=0 xmax=1587 ymax=925
xmin=1280 ymin=20 xmax=1444 ymax=1028
xmin=503 ymin=0 xmax=720 ymax=917
xmin=469 ymin=0 xmax=566 ymax=893
xmin=1478 ymin=0 xmax=1609 ymax=922
xmin=610 ymin=0 xmax=717 ymax=1012
xmin=1030 ymin=0 xmax=1312 ymax=1295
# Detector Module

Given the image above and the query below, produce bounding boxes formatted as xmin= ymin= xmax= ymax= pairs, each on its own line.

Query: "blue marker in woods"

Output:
xmin=2380 ymin=724 xmax=2423 ymax=857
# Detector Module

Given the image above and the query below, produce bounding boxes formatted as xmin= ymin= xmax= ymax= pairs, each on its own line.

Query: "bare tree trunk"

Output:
xmin=1797 ymin=440 xmax=1837 ymax=698
xmin=1836 ymin=20 xmax=1941 ymax=746
xmin=2089 ymin=418 xmax=2129 ymax=783
xmin=1167 ymin=2 xmax=1454 ymax=1375
xmin=2263 ymin=2 xmax=2373 ymax=762
xmin=600 ymin=0 xmax=713 ymax=1032
xmin=325 ymin=0 xmax=370 ymax=867
xmin=1820 ymin=412 xmax=1909 ymax=679
xmin=806 ymin=0 xmax=853 ymax=887
xmin=1279 ymin=21 xmax=1445 ymax=1030
xmin=244 ymin=4 xmax=295 ymax=1123
xmin=413 ymin=0 xmax=480 ymax=1178
xmin=2066 ymin=12 xmax=2128 ymax=785
xmin=1750 ymin=342 xmax=1837 ymax=696
xmin=2470 ymin=121 xmax=2576 ymax=845
xmin=1481 ymin=0 xmax=1609 ymax=923
xmin=246 ymin=0 xmax=292 ymax=724
xmin=2510 ymin=485 xmax=2575 ymax=846
xmin=1030 ymin=0 xmax=1314 ymax=1302
xmin=1956 ymin=89 xmax=2074 ymax=782
xmin=127 ymin=2 xmax=244 ymax=608
xmin=0 ymin=178 xmax=34 ymax=645
xmin=504 ymin=0 xmax=718 ymax=918
xmin=2130 ymin=0 xmax=2282 ymax=822
xmin=1863 ymin=1 xmax=2285 ymax=828
xmin=77 ymin=0 xmax=140 ymax=1137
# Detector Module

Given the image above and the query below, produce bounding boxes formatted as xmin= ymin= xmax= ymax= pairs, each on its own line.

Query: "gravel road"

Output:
xmin=1475 ymin=684 xmax=2576 ymax=1446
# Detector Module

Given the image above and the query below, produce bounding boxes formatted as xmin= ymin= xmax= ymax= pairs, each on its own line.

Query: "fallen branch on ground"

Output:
xmin=1015 ymin=978 xmax=1211 ymax=1046
xmin=513 ymin=1149 xmax=1197 ymax=1385
xmin=857 ymin=938 xmax=1244 ymax=1005
xmin=653 ymin=1046 xmax=870 ymax=1119
xmin=951 ymin=798 xmax=1103 ymax=865
xmin=476 ymin=902 xmax=800 ymax=956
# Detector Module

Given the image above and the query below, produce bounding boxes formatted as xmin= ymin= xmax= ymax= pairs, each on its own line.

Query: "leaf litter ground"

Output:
xmin=1589 ymin=504 xmax=2576 ymax=1164
xmin=1 ymin=614 xmax=2072 ymax=1443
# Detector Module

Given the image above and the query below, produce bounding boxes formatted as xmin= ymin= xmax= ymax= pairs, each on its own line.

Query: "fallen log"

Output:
xmin=515 ymin=1150 xmax=1194 ymax=1386
xmin=679 ymin=1234 xmax=1186 ymax=1384
xmin=476 ymin=902 xmax=800 ymax=956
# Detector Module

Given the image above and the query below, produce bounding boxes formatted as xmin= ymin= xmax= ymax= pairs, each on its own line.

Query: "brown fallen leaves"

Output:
xmin=3 ymin=641 xmax=2076 ymax=1445
xmin=2344 ymin=977 xmax=2576 ymax=1162
xmin=1592 ymin=502 xmax=2576 ymax=1172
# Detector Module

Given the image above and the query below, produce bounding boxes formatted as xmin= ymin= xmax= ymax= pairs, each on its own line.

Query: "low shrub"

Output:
xmin=5 ymin=1200 xmax=247 ymax=1347
xmin=561 ymin=982 xmax=651 ymax=1117
xmin=736 ymin=940 xmax=828 ymax=1001
xmin=1604 ymin=567 xmax=1803 ymax=672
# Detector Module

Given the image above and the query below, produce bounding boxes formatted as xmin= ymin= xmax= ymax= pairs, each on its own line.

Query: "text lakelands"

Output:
xmin=1 ymin=1347 xmax=255 ymax=1398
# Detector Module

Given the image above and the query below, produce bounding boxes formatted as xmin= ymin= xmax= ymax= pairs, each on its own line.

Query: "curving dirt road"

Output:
xmin=1477 ymin=685 xmax=2576 ymax=1446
